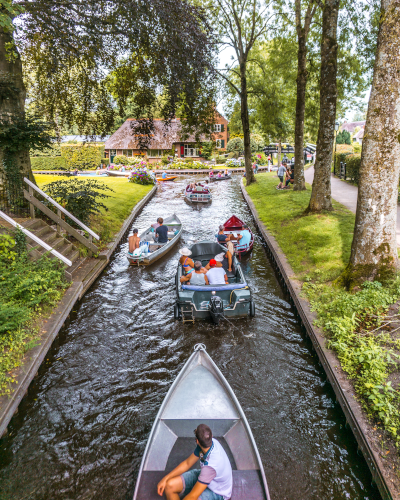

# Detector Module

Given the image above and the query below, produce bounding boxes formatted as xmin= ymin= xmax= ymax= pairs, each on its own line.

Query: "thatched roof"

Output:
xmin=105 ymin=119 xmax=202 ymax=150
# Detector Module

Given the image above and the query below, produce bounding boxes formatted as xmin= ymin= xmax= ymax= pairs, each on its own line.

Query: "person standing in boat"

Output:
xmin=128 ymin=228 xmax=140 ymax=254
xmin=157 ymin=423 xmax=232 ymax=500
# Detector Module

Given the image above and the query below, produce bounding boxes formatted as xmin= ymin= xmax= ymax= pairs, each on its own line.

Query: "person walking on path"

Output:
xmin=276 ymin=163 xmax=286 ymax=189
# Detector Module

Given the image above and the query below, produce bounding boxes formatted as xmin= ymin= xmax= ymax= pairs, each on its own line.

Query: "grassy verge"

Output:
xmin=34 ymin=175 xmax=153 ymax=250
xmin=245 ymin=172 xmax=400 ymax=451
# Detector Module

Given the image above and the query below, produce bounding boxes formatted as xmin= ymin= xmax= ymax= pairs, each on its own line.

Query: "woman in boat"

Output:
xmin=180 ymin=261 xmax=209 ymax=285
xmin=178 ymin=248 xmax=194 ymax=276
xmin=225 ymin=169 xmax=229 ymax=176
xmin=209 ymin=169 xmax=214 ymax=178
xmin=128 ymin=228 xmax=140 ymax=254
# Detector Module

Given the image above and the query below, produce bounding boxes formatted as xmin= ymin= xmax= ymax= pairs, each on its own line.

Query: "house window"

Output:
xmin=184 ymin=144 xmax=198 ymax=157
xmin=123 ymin=150 xmax=133 ymax=157
xmin=148 ymin=149 xmax=163 ymax=157
xmin=216 ymin=139 xmax=225 ymax=149
xmin=110 ymin=150 xmax=116 ymax=157
xmin=214 ymin=124 xmax=221 ymax=132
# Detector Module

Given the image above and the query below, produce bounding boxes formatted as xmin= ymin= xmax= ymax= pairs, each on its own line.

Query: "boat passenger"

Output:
xmin=179 ymin=248 xmax=194 ymax=276
xmin=180 ymin=261 xmax=209 ymax=285
xmin=216 ymin=225 xmax=236 ymax=263
xmin=203 ymin=252 xmax=233 ymax=274
xmin=238 ymin=224 xmax=251 ymax=249
xmin=128 ymin=228 xmax=140 ymax=253
xmin=209 ymin=170 xmax=214 ymax=178
xmin=151 ymin=218 xmax=161 ymax=231
xmin=218 ymin=171 xmax=222 ymax=178
xmin=155 ymin=217 xmax=168 ymax=243
xmin=157 ymin=423 xmax=232 ymax=500
xmin=206 ymin=259 xmax=228 ymax=285
xmin=225 ymin=169 xmax=228 ymax=176
xmin=162 ymin=171 xmax=167 ymax=179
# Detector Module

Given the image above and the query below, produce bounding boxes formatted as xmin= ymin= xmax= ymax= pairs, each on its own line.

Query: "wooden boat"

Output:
xmin=175 ymin=241 xmax=255 ymax=323
xmin=156 ymin=175 xmax=177 ymax=182
xmin=133 ymin=344 xmax=270 ymax=500
xmin=127 ymin=214 xmax=182 ymax=265
xmin=220 ymin=215 xmax=254 ymax=255
xmin=185 ymin=185 xmax=212 ymax=204
xmin=106 ymin=170 xmax=130 ymax=177
xmin=209 ymin=173 xmax=232 ymax=182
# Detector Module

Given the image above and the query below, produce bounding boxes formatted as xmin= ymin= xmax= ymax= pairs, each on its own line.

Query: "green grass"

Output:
xmin=35 ymin=175 xmax=153 ymax=248
xmin=245 ymin=172 xmax=355 ymax=281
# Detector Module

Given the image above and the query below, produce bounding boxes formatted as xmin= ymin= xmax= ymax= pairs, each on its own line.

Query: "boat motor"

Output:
xmin=208 ymin=293 xmax=224 ymax=325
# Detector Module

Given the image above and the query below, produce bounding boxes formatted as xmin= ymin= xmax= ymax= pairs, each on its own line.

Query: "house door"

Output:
xmin=110 ymin=155 xmax=115 ymax=163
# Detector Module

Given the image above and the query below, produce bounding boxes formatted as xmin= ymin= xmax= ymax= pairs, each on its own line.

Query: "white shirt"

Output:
xmin=206 ymin=267 xmax=226 ymax=284
xmin=196 ymin=439 xmax=233 ymax=500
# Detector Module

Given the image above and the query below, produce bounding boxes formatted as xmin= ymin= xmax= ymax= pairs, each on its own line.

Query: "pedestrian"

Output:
xmin=276 ymin=163 xmax=286 ymax=189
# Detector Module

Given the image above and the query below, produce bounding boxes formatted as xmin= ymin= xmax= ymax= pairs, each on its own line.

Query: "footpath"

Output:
xmin=305 ymin=166 xmax=400 ymax=246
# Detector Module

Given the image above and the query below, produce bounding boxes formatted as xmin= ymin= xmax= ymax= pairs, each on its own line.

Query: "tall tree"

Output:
xmin=307 ymin=0 xmax=340 ymax=211
xmin=345 ymin=0 xmax=400 ymax=285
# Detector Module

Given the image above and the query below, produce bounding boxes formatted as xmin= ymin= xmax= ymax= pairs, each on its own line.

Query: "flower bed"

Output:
xmin=128 ymin=170 xmax=156 ymax=185
xmin=164 ymin=159 xmax=206 ymax=169
xmin=226 ymin=158 xmax=245 ymax=167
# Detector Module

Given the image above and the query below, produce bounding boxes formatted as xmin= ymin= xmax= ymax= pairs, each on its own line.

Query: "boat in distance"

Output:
xmin=221 ymin=215 xmax=254 ymax=255
xmin=106 ymin=170 xmax=130 ymax=177
xmin=133 ymin=344 xmax=270 ymax=500
xmin=209 ymin=173 xmax=232 ymax=182
xmin=156 ymin=175 xmax=177 ymax=182
xmin=175 ymin=241 xmax=255 ymax=323
xmin=185 ymin=184 xmax=212 ymax=204
xmin=127 ymin=214 xmax=182 ymax=265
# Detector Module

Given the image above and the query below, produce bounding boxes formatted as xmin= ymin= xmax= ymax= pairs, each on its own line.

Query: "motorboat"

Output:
xmin=127 ymin=214 xmax=182 ymax=265
xmin=174 ymin=241 xmax=254 ymax=323
xmin=209 ymin=172 xmax=232 ymax=182
xmin=156 ymin=175 xmax=177 ymax=182
xmin=185 ymin=184 xmax=212 ymax=204
xmin=133 ymin=344 xmax=270 ymax=500
xmin=106 ymin=170 xmax=130 ymax=177
xmin=220 ymin=215 xmax=254 ymax=255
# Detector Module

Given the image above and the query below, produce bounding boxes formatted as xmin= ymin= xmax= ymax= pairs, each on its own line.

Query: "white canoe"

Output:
xmin=127 ymin=214 xmax=182 ymax=265
xmin=133 ymin=344 xmax=270 ymax=500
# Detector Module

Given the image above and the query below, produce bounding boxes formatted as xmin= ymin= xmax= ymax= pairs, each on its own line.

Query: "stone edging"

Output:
xmin=240 ymin=178 xmax=395 ymax=500
xmin=0 ymin=185 xmax=157 ymax=438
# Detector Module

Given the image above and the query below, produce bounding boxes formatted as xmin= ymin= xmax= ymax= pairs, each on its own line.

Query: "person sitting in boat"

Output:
xmin=128 ymin=228 xmax=140 ymax=254
xmin=217 ymin=171 xmax=222 ymax=178
xmin=179 ymin=248 xmax=194 ymax=276
xmin=151 ymin=218 xmax=161 ymax=231
xmin=203 ymin=252 xmax=232 ymax=274
xmin=155 ymin=218 xmax=169 ymax=243
xmin=216 ymin=226 xmax=237 ymax=267
xmin=195 ymin=183 xmax=204 ymax=192
xmin=238 ymin=224 xmax=251 ymax=249
xmin=180 ymin=261 xmax=209 ymax=285
xmin=162 ymin=171 xmax=167 ymax=179
xmin=224 ymin=169 xmax=228 ymax=176
xmin=206 ymin=259 xmax=228 ymax=285
xmin=157 ymin=423 xmax=232 ymax=500
xmin=209 ymin=169 xmax=214 ymax=178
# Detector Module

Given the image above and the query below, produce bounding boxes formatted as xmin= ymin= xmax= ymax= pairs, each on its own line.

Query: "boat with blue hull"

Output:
xmin=174 ymin=241 xmax=255 ymax=324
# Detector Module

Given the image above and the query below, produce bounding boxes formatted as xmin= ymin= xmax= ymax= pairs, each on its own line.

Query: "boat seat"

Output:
xmin=136 ymin=470 xmax=266 ymax=500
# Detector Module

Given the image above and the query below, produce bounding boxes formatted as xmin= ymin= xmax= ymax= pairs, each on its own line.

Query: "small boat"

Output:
xmin=106 ymin=170 xmax=130 ymax=177
xmin=127 ymin=214 xmax=182 ymax=265
xmin=156 ymin=175 xmax=177 ymax=182
xmin=220 ymin=215 xmax=254 ymax=255
xmin=133 ymin=344 xmax=270 ymax=500
xmin=185 ymin=184 xmax=212 ymax=204
xmin=209 ymin=172 xmax=232 ymax=182
xmin=175 ymin=241 xmax=255 ymax=323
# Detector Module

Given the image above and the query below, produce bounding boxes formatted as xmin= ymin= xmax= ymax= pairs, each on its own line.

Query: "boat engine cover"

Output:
xmin=209 ymin=295 xmax=224 ymax=325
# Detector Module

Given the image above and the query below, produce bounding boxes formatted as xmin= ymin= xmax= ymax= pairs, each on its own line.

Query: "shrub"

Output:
xmin=336 ymin=130 xmax=352 ymax=145
xmin=44 ymin=178 xmax=114 ymax=226
xmin=161 ymin=155 xmax=170 ymax=166
xmin=226 ymin=158 xmax=245 ymax=167
xmin=252 ymin=152 xmax=267 ymax=165
xmin=128 ymin=170 xmax=156 ymax=185
xmin=112 ymin=154 xmax=129 ymax=165
xmin=226 ymin=137 xmax=244 ymax=152
xmin=101 ymin=157 xmax=109 ymax=166
xmin=251 ymin=133 xmax=264 ymax=151
xmin=166 ymin=159 xmax=205 ymax=169
xmin=0 ymin=234 xmax=17 ymax=262
xmin=353 ymin=142 xmax=362 ymax=153
xmin=31 ymin=156 xmax=67 ymax=170
xmin=61 ymin=144 xmax=104 ymax=170
xmin=345 ymin=154 xmax=361 ymax=184
xmin=30 ymin=142 xmax=62 ymax=157
xmin=334 ymin=144 xmax=354 ymax=173
xmin=200 ymin=142 xmax=215 ymax=160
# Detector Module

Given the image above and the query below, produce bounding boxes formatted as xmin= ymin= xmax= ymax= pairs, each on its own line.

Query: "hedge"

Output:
xmin=101 ymin=158 xmax=109 ymax=166
xmin=31 ymin=156 xmax=67 ymax=170
xmin=345 ymin=154 xmax=361 ymax=184
xmin=60 ymin=144 xmax=104 ymax=170
xmin=334 ymin=145 xmax=354 ymax=173
xmin=30 ymin=143 xmax=62 ymax=157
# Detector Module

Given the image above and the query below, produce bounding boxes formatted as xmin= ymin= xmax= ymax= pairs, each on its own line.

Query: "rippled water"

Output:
xmin=0 ymin=176 xmax=380 ymax=500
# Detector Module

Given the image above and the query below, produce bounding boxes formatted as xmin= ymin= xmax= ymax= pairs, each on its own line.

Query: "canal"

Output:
xmin=0 ymin=175 xmax=380 ymax=500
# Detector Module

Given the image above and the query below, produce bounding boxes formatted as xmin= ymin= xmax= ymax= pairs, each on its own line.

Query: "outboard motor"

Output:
xmin=209 ymin=294 xmax=224 ymax=325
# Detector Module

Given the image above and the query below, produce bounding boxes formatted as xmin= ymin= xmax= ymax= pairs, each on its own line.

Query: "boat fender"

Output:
xmin=174 ymin=303 xmax=181 ymax=321
xmin=249 ymin=299 xmax=256 ymax=317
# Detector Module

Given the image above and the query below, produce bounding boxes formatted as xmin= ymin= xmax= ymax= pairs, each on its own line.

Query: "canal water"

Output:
xmin=0 ymin=176 xmax=380 ymax=500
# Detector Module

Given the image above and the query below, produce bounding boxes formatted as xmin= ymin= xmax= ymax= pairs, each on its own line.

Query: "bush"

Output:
xmin=353 ymin=142 xmax=362 ymax=153
xmin=226 ymin=137 xmax=244 ymax=152
xmin=334 ymin=145 xmax=354 ymax=173
xmin=200 ymin=142 xmax=215 ymax=160
xmin=101 ymin=157 xmax=109 ymax=166
xmin=31 ymin=156 xmax=67 ymax=170
xmin=44 ymin=178 xmax=114 ymax=226
xmin=128 ymin=170 xmax=156 ymax=185
xmin=336 ymin=130 xmax=352 ymax=145
xmin=251 ymin=133 xmax=264 ymax=151
xmin=345 ymin=154 xmax=361 ymax=184
xmin=226 ymin=158 xmax=245 ymax=167
xmin=112 ymin=154 xmax=129 ymax=165
xmin=167 ymin=159 xmax=205 ymax=169
xmin=60 ymin=144 xmax=104 ymax=170
xmin=252 ymin=152 xmax=267 ymax=165
xmin=30 ymin=142 xmax=62 ymax=157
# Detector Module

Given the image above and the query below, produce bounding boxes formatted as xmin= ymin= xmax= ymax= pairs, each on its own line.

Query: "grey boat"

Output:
xmin=133 ymin=344 xmax=270 ymax=500
xmin=174 ymin=241 xmax=255 ymax=324
xmin=185 ymin=186 xmax=212 ymax=204
xmin=127 ymin=214 xmax=182 ymax=265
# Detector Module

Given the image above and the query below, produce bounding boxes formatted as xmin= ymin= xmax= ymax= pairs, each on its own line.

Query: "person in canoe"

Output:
xmin=162 ymin=171 xmax=167 ymax=179
xmin=180 ymin=261 xmax=209 ymax=285
xmin=179 ymin=248 xmax=195 ymax=276
xmin=157 ymin=423 xmax=232 ymax=500
xmin=224 ymin=169 xmax=228 ymax=176
xmin=209 ymin=169 xmax=214 ymax=178
xmin=128 ymin=228 xmax=140 ymax=254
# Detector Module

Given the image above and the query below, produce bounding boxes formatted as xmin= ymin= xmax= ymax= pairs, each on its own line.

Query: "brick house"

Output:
xmin=104 ymin=112 xmax=229 ymax=163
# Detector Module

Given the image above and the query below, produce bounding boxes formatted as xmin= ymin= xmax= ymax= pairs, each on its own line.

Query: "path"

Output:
xmin=305 ymin=166 xmax=400 ymax=246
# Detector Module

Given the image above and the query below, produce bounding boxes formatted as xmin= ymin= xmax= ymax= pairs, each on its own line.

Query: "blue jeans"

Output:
xmin=180 ymin=470 xmax=224 ymax=500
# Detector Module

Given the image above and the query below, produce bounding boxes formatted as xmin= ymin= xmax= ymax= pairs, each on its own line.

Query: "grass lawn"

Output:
xmin=34 ymin=175 xmax=153 ymax=249
xmin=245 ymin=172 xmax=355 ymax=281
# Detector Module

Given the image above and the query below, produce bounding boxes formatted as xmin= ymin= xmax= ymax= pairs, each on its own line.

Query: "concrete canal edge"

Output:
xmin=240 ymin=178 xmax=396 ymax=500
xmin=0 ymin=185 xmax=157 ymax=438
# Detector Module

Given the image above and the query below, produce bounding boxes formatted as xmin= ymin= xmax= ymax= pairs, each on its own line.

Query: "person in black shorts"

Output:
xmin=284 ymin=167 xmax=294 ymax=189
xmin=155 ymin=217 xmax=169 ymax=243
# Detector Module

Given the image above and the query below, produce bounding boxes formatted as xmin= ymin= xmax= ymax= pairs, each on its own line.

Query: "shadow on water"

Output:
xmin=0 ymin=176 xmax=381 ymax=500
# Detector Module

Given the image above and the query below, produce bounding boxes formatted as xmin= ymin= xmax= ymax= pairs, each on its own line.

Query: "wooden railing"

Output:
xmin=0 ymin=210 xmax=72 ymax=267
xmin=23 ymin=178 xmax=100 ymax=256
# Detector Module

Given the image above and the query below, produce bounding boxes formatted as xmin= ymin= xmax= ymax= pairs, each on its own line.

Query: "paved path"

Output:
xmin=305 ymin=166 xmax=400 ymax=246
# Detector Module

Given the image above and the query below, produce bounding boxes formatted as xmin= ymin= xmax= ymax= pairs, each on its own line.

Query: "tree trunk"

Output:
xmin=345 ymin=0 xmax=400 ymax=286
xmin=240 ymin=63 xmax=255 ymax=184
xmin=293 ymin=34 xmax=307 ymax=191
xmin=307 ymin=0 xmax=340 ymax=212
xmin=0 ymin=26 xmax=34 ymax=196
xmin=277 ymin=139 xmax=282 ymax=169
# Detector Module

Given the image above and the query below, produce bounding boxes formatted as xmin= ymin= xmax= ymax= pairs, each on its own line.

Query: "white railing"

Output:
xmin=0 ymin=211 xmax=72 ymax=267
xmin=24 ymin=178 xmax=100 ymax=240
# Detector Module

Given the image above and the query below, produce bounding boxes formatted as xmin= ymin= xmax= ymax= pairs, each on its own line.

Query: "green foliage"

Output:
xmin=30 ymin=142 xmax=62 ymax=157
xmin=60 ymin=144 xmax=104 ymax=170
xmin=334 ymin=145 xmax=354 ymax=172
xmin=101 ymin=157 xmax=110 ymax=166
xmin=0 ymin=234 xmax=17 ymax=262
xmin=200 ymin=142 xmax=215 ymax=160
xmin=113 ymin=154 xmax=129 ymax=165
xmin=353 ymin=142 xmax=362 ymax=153
xmin=43 ymin=179 xmax=114 ymax=226
xmin=336 ymin=130 xmax=352 ymax=144
xmin=345 ymin=154 xmax=362 ymax=184
xmin=0 ymin=116 xmax=53 ymax=155
xmin=128 ymin=171 xmax=155 ymax=185
xmin=166 ymin=159 xmax=205 ymax=169
xmin=226 ymin=137 xmax=244 ymax=152
xmin=13 ymin=227 xmax=27 ymax=256
xmin=30 ymin=156 xmax=67 ymax=170
xmin=161 ymin=155 xmax=170 ymax=166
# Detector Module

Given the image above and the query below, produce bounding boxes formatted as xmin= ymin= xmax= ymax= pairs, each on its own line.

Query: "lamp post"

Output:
xmin=334 ymin=120 xmax=339 ymax=176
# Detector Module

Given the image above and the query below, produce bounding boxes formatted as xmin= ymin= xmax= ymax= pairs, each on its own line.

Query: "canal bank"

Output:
xmin=0 ymin=175 xmax=382 ymax=500
xmin=0 ymin=185 xmax=157 ymax=440
xmin=241 ymin=176 xmax=399 ymax=499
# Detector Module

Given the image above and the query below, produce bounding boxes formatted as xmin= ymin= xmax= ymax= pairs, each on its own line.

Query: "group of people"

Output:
xmin=179 ymin=249 xmax=230 ymax=285
xmin=128 ymin=217 xmax=169 ymax=254
xmin=209 ymin=169 xmax=229 ymax=178
xmin=187 ymin=180 xmax=210 ymax=192
xmin=276 ymin=162 xmax=294 ymax=190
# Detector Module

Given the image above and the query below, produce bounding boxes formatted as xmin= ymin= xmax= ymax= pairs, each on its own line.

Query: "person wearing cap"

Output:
xmin=203 ymin=252 xmax=232 ymax=274
xmin=206 ymin=259 xmax=228 ymax=285
xmin=180 ymin=261 xmax=209 ymax=285
xmin=128 ymin=228 xmax=140 ymax=254
xmin=157 ymin=423 xmax=232 ymax=500
xmin=179 ymin=248 xmax=195 ymax=276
